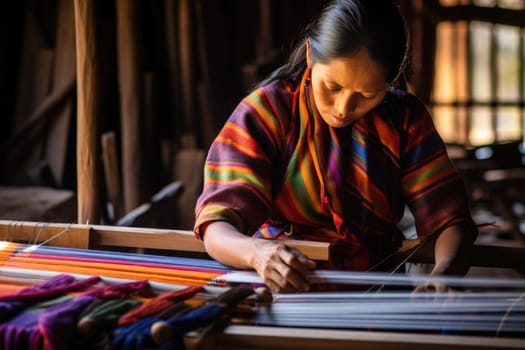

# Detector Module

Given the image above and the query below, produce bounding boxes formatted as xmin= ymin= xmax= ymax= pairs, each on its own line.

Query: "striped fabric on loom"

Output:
xmin=195 ymin=68 xmax=475 ymax=270
xmin=0 ymin=241 xmax=18 ymax=265
xmin=0 ymin=243 xmax=231 ymax=286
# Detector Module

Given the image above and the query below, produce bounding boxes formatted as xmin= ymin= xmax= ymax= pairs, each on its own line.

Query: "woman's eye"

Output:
xmin=360 ymin=93 xmax=377 ymax=99
xmin=324 ymin=84 xmax=340 ymax=92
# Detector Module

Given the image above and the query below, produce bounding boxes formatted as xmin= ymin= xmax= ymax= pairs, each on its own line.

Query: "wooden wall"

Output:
xmin=0 ymin=0 xmax=331 ymax=226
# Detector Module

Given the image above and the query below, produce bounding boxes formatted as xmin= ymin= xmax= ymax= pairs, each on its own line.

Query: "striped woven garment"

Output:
xmin=195 ymin=68 xmax=475 ymax=270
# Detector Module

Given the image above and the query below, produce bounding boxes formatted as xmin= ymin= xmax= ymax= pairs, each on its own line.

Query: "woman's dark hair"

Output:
xmin=255 ymin=0 xmax=408 ymax=89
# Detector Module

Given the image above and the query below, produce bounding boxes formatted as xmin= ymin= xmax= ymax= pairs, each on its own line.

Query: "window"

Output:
xmin=431 ymin=0 xmax=525 ymax=147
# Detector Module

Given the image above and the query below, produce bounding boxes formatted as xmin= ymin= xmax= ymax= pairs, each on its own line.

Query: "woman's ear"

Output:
xmin=305 ymin=40 xmax=312 ymax=68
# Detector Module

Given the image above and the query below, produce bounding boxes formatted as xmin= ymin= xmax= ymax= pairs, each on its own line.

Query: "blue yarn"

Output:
xmin=159 ymin=304 xmax=224 ymax=350
xmin=167 ymin=304 xmax=223 ymax=331
xmin=112 ymin=304 xmax=225 ymax=350
xmin=112 ymin=317 xmax=158 ymax=350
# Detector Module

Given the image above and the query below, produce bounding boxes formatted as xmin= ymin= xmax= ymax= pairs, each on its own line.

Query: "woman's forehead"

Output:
xmin=313 ymin=51 xmax=389 ymax=90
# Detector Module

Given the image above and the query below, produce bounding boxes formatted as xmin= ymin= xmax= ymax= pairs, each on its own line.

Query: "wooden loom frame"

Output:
xmin=1 ymin=219 xmax=525 ymax=350
xmin=0 ymin=220 xmax=330 ymax=260
xmin=1 ymin=220 xmax=524 ymax=270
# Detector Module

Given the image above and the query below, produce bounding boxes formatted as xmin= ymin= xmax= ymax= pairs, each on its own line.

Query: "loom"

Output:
xmin=1 ymin=220 xmax=524 ymax=350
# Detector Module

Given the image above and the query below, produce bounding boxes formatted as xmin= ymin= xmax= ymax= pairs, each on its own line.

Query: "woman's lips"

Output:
xmin=327 ymin=113 xmax=352 ymax=126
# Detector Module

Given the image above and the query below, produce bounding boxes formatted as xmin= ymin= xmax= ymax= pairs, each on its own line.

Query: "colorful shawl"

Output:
xmin=194 ymin=69 xmax=475 ymax=270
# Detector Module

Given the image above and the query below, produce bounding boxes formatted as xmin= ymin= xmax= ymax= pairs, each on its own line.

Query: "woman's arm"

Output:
xmin=414 ymin=223 xmax=476 ymax=293
xmin=202 ymin=221 xmax=316 ymax=292
xmin=431 ymin=223 xmax=475 ymax=277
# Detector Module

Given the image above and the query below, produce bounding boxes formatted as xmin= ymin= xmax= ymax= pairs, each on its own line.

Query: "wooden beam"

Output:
xmin=408 ymin=241 xmax=525 ymax=274
xmin=0 ymin=221 xmax=90 ymax=249
xmin=178 ymin=0 xmax=196 ymax=138
xmin=214 ymin=325 xmax=525 ymax=350
xmin=116 ymin=0 xmax=147 ymax=213
xmin=101 ymin=132 xmax=122 ymax=221
xmin=0 ymin=220 xmax=328 ymax=260
xmin=3 ymin=220 xmax=525 ymax=268
xmin=74 ymin=0 xmax=101 ymax=224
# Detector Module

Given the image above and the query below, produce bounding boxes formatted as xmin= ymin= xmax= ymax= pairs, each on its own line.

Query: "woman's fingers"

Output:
xmin=254 ymin=242 xmax=315 ymax=293
xmin=285 ymin=246 xmax=317 ymax=270
xmin=272 ymin=255 xmax=310 ymax=291
xmin=412 ymin=281 xmax=450 ymax=303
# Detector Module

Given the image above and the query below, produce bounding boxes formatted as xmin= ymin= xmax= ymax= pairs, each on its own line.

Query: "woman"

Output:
xmin=194 ymin=0 xmax=477 ymax=293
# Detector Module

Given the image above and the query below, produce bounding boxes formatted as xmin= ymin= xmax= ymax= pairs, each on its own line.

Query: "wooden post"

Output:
xmin=101 ymin=132 xmax=122 ymax=221
xmin=74 ymin=0 xmax=101 ymax=224
xmin=178 ymin=0 xmax=196 ymax=139
xmin=116 ymin=0 xmax=147 ymax=213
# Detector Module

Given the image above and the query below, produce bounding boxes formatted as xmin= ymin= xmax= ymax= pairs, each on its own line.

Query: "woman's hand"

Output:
xmin=412 ymin=281 xmax=447 ymax=294
xmin=251 ymin=239 xmax=316 ymax=293
xmin=202 ymin=221 xmax=316 ymax=293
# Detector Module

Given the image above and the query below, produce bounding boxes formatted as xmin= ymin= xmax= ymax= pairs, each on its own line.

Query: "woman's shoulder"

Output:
xmin=227 ymin=78 xmax=299 ymax=146
xmin=237 ymin=77 xmax=300 ymax=126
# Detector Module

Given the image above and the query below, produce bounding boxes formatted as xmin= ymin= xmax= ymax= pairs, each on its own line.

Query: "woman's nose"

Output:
xmin=336 ymin=94 xmax=357 ymax=117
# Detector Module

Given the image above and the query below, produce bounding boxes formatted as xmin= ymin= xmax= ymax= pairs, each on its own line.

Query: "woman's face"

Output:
xmin=307 ymin=46 xmax=389 ymax=128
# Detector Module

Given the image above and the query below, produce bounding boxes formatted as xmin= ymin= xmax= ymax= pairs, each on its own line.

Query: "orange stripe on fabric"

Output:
xmin=5 ymin=257 xmax=221 ymax=285
xmin=371 ymin=116 xmax=400 ymax=159
xmin=0 ymin=242 xmax=20 ymax=265
xmin=216 ymin=133 xmax=265 ymax=161
xmin=4 ymin=261 xmax=216 ymax=286
xmin=0 ymin=283 xmax=27 ymax=295
xmin=8 ymin=256 xmax=220 ymax=279
xmin=247 ymin=92 xmax=282 ymax=136
xmin=244 ymin=95 xmax=278 ymax=132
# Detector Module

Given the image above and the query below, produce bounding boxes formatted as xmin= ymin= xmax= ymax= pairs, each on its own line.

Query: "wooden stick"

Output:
xmin=92 ymin=225 xmax=328 ymax=260
xmin=74 ymin=0 xmax=101 ymax=224
xmin=0 ymin=221 xmax=90 ymax=249
xmin=116 ymin=0 xmax=147 ymax=213
xmin=178 ymin=0 xmax=196 ymax=137
xmin=101 ymin=132 xmax=122 ymax=221
xmin=0 ymin=220 xmax=328 ymax=260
